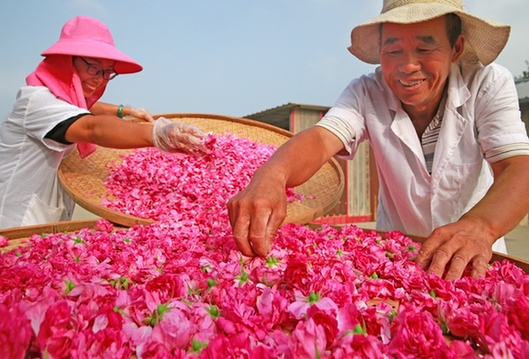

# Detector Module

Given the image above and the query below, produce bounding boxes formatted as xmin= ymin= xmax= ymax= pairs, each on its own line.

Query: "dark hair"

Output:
xmin=446 ymin=13 xmax=462 ymax=48
xmin=378 ymin=13 xmax=462 ymax=48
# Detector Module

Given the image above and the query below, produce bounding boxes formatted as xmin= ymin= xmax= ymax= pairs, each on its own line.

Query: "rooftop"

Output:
xmin=245 ymin=102 xmax=330 ymax=130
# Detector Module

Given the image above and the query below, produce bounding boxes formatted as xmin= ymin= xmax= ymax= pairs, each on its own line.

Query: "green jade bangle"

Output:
xmin=117 ymin=104 xmax=124 ymax=118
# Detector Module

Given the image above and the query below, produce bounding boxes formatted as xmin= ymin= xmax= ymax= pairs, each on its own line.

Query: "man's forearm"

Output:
xmin=462 ymin=155 xmax=529 ymax=239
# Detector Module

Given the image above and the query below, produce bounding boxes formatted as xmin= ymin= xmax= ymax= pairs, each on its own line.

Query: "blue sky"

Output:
xmin=1 ymin=0 xmax=528 ymax=119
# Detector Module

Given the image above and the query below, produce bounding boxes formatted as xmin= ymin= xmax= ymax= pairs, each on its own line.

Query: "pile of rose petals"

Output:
xmin=102 ymin=134 xmax=306 ymax=223
xmin=1 ymin=217 xmax=529 ymax=358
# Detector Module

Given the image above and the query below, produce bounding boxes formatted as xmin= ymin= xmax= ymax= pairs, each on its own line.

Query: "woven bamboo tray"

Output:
xmin=58 ymin=113 xmax=345 ymax=228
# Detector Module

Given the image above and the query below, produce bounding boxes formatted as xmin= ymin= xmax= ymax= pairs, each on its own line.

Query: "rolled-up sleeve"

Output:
xmin=314 ymin=76 xmax=376 ymax=158
xmin=474 ymin=65 xmax=529 ymax=159
xmin=315 ymin=116 xmax=357 ymax=156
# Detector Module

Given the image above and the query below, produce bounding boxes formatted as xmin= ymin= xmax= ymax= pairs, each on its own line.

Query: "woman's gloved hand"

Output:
xmin=128 ymin=107 xmax=154 ymax=123
xmin=152 ymin=117 xmax=209 ymax=155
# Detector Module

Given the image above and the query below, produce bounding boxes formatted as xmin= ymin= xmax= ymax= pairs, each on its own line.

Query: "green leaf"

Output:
xmin=206 ymin=305 xmax=220 ymax=318
xmin=235 ymin=269 xmax=249 ymax=286
xmin=388 ymin=309 xmax=397 ymax=322
xmin=157 ymin=303 xmax=170 ymax=317
xmin=265 ymin=256 xmax=279 ymax=268
xmin=116 ymin=277 xmax=132 ymax=290
xmin=64 ymin=280 xmax=76 ymax=295
xmin=307 ymin=291 xmax=321 ymax=304
xmin=190 ymin=339 xmax=209 ymax=353
xmin=353 ymin=323 xmax=366 ymax=335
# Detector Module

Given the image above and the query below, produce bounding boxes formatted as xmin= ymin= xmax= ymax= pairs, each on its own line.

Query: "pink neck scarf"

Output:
xmin=26 ymin=55 xmax=104 ymax=158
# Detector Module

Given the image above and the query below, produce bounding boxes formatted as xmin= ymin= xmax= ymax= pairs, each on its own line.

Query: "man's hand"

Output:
xmin=227 ymin=171 xmax=287 ymax=257
xmin=414 ymin=217 xmax=496 ymax=280
xmin=227 ymin=127 xmax=344 ymax=258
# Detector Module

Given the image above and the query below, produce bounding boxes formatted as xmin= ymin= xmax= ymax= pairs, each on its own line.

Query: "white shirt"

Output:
xmin=0 ymin=86 xmax=89 ymax=229
xmin=317 ymin=62 xmax=529 ymax=253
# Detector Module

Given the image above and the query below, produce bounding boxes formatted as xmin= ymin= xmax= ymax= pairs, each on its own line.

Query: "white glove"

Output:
xmin=152 ymin=117 xmax=208 ymax=155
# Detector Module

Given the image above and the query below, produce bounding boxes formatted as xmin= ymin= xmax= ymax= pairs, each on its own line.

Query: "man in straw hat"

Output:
xmin=228 ymin=0 xmax=529 ymax=280
xmin=0 ymin=16 xmax=208 ymax=229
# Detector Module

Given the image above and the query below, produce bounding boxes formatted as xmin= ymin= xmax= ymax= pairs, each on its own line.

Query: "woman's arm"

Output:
xmin=65 ymin=114 xmax=153 ymax=149
xmin=90 ymin=102 xmax=153 ymax=122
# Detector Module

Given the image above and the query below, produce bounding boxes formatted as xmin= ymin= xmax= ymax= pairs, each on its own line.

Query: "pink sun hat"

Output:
xmin=41 ymin=15 xmax=142 ymax=74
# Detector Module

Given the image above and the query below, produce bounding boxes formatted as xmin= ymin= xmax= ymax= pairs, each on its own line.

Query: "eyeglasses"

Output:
xmin=78 ymin=57 xmax=118 ymax=80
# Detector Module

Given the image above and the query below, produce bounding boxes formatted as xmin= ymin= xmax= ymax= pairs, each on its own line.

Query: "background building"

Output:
xmin=516 ymin=77 xmax=529 ymax=133
xmin=516 ymin=77 xmax=529 ymax=225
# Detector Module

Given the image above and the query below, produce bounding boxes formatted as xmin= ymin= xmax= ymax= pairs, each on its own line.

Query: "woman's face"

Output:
xmin=72 ymin=57 xmax=117 ymax=97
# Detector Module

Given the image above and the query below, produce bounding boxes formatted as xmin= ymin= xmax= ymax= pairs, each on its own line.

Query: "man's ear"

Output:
xmin=452 ymin=34 xmax=465 ymax=63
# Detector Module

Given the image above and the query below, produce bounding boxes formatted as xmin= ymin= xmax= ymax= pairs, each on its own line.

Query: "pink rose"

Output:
xmin=287 ymin=318 xmax=327 ymax=359
xmin=0 ymin=235 xmax=8 ymax=248
xmin=0 ymin=292 xmax=33 ymax=359
xmin=37 ymin=300 xmax=76 ymax=359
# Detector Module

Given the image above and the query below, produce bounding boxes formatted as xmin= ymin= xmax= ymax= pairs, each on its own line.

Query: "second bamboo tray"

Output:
xmin=58 ymin=113 xmax=345 ymax=227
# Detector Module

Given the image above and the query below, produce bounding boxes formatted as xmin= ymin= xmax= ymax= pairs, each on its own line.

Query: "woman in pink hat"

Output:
xmin=0 ymin=16 xmax=207 ymax=229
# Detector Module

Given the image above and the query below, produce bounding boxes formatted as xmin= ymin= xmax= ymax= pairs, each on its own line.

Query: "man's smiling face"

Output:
xmin=379 ymin=16 xmax=464 ymax=117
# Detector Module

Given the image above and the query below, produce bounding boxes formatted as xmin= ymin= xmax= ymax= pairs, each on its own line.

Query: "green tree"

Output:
xmin=516 ymin=60 xmax=529 ymax=80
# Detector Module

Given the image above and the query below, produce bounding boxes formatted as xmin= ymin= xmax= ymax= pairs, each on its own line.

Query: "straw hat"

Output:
xmin=41 ymin=16 xmax=142 ymax=74
xmin=348 ymin=0 xmax=510 ymax=66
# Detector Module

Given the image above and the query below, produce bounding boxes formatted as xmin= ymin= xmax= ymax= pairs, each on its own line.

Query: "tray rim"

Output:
xmin=0 ymin=219 xmax=101 ymax=238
